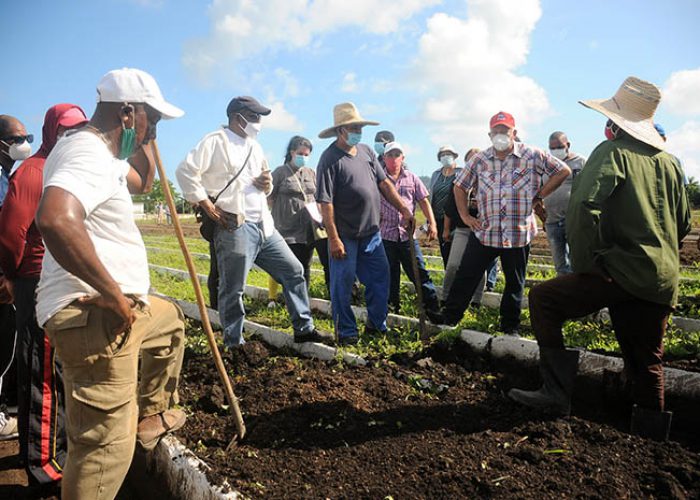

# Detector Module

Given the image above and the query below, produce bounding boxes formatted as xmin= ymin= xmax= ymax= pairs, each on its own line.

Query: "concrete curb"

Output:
xmin=457 ymin=329 xmax=700 ymax=401
xmin=148 ymin=435 xmax=240 ymax=499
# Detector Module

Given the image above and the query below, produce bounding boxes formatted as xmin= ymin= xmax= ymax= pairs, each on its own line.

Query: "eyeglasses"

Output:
xmin=1 ymin=134 xmax=34 ymax=145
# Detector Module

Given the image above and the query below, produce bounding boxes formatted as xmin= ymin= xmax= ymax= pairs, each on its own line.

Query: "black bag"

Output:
xmin=196 ymin=147 xmax=253 ymax=242
xmin=195 ymin=199 xmax=217 ymax=242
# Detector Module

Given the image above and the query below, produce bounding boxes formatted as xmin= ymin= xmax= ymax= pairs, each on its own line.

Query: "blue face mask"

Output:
xmin=293 ymin=154 xmax=307 ymax=168
xmin=374 ymin=142 xmax=385 ymax=155
xmin=346 ymin=131 xmax=362 ymax=146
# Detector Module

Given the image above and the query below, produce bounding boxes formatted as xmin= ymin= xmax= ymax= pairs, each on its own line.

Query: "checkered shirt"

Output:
xmin=454 ymin=143 xmax=567 ymax=248
xmin=380 ymin=168 xmax=429 ymax=242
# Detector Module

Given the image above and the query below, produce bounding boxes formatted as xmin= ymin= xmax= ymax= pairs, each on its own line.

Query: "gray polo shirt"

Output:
xmin=316 ymin=143 xmax=386 ymax=239
xmin=544 ymin=153 xmax=586 ymax=223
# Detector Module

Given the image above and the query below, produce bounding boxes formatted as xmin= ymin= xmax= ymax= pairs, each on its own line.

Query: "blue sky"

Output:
xmin=3 ymin=0 xmax=700 ymax=187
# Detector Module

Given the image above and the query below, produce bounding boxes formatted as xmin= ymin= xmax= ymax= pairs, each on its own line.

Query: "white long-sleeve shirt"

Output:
xmin=176 ymin=127 xmax=274 ymax=236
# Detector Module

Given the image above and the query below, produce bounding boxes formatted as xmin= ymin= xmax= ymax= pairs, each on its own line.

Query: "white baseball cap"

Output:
xmin=96 ymin=68 xmax=184 ymax=120
xmin=383 ymin=141 xmax=404 ymax=154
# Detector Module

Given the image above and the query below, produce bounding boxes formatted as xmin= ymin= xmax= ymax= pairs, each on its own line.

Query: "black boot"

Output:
xmin=508 ymin=347 xmax=580 ymax=415
xmin=630 ymin=404 xmax=672 ymax=441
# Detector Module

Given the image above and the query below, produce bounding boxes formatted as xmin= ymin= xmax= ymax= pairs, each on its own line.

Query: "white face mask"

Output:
xmin=550 ymin=148 xmax=567 ymax=160
xmin=439 ymin=155 xmax=454 ymax=167
xmin=491 ymin=134 xmax=512 ymax=152
xmin=239 ymin=114 xmax=262 ymax=139
xmin=2 ymin=140 xmax=32 ymax=161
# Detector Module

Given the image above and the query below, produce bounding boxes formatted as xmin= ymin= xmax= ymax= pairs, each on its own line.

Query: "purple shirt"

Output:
xmin=380 ymin=168 xmax=429 ymax=242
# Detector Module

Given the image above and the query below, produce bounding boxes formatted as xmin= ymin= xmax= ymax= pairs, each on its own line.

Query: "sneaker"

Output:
xmin=0 ymin=410 xmax=19 ymax=441
xmin=137 ymin=408 xmax=186 ymax=451
xmin=485 ymin=284 xmax=494 ymax=292
xmin=294 ymin=328 xmax=335 ymax=346
xmin=502 ymin=327 xmax=520 ymax=337
xmin=338 ymin=336 xmax=359 ymax=346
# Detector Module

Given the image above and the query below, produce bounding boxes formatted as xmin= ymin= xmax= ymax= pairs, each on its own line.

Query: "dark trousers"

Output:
xmin=383 ymin=239 xmax=440 ymax=313
xmin=529 ymin=273 xmax=671 ymax=411
xmin=15 ymin=277 xmax=66 ymax=484
xmin=443 ymin=233 xmax=529 ymax=330
xmin=0 ymin=303 xmax=17 ymax=407
xmin=208 ymin=241 xmax=219 ymax=310
xmin=288 ymin=239 xmax=331 ymax=295
xmin=436 ymin=217 xmax=451 ymax=268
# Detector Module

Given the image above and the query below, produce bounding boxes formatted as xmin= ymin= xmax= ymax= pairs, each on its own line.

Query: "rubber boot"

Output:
xmin=508 ymin=347 xmax=580 ymax=415
xmin=630 ymin=404 xmax=672 ymax=442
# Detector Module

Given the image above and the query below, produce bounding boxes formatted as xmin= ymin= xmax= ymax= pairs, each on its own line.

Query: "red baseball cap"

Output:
xmin=489 ymin=111 xmax=515 ymax=129
xmin=57 ymin=107 xmax=88 ymax=128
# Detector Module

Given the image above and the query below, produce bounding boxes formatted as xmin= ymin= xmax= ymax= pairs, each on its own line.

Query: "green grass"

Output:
xmin=144 ymin=228 xmax=700 ymax=361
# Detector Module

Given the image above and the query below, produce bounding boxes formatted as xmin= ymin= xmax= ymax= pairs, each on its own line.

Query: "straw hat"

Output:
xmin=579 ymin=76 xmax=665 ymax=150
xmin=318 ymin=102 xmax=379 ymax=139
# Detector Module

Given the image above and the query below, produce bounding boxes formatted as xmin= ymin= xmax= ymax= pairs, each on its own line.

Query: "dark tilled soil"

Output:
xmin=177 ymin=341 xmax=700 ymax=499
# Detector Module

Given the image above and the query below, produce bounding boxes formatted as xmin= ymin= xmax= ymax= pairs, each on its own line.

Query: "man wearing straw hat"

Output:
xmin=509 ymin=77 xmax=691 ymax=441
xmin=35 ymin=68 xmax=187 ymax=498
xmin=316 ymin=103 xmax=413 ymax=345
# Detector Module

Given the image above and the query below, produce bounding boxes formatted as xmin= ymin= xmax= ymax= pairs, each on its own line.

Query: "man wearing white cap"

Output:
xmin=35 ymin=68 xmax=186 ymax=498
xmin=379 ymin=141 xmax=440 ymax=316
xmin=509 ymin=77 xmax=691 ymax=441
xmin=316 ymin=103 xmax=413 ymax=345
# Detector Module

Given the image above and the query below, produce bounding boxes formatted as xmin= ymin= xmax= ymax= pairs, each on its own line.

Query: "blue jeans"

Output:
xmin=486 ymin=258 xmax=498 ymax=288
xmin=215 ymin=222 xmax=314 ymax=347
xmin=330 ymin=232 xmax=390 ymax=340
xmin=545 ymin=219 xmax=572 ymax=275
xmin=383 ymin=239 xmax=440 ymax=313
xmin=443 ymin=233 xmax=529 ymax=330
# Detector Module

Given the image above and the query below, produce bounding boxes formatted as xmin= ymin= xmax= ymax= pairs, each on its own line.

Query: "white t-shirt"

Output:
xmin=36 ymin=130 xmax=150 ymax=326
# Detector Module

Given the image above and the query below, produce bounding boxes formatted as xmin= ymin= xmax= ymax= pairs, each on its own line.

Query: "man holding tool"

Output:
xmin=35 ymin=68 xmax=186 ymax=499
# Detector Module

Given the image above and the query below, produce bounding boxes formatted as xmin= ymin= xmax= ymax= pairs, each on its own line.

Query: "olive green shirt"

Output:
xmin=567 ymin=137 xmax=691 ymax=306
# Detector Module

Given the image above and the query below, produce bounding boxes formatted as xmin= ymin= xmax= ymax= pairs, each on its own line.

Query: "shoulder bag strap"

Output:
xmin=211 ymin=145 xmax=254 ymax=204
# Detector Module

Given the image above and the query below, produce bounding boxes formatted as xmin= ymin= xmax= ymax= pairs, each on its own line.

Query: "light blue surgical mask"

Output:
xmin=293 ymin=154 xmax=307 ymax=168
xmin=440 ymin=155 xmax=454 ymax=167
xmin=346 ymin=131 xmax=362 ymax=146
xmin=374 ymin=142 xmax=385 ymax=155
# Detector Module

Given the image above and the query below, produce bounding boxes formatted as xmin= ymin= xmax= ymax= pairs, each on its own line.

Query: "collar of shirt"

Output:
xmin=485 ymin=142 xmax=524 ymax=160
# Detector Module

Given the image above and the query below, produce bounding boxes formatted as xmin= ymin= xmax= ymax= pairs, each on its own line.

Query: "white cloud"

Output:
xmin=341 ymin=72 xmax=359 ymax=93
xmin=663 ymin=68 xmax=700 ymax=117
xmin=265 ymin=101 xmax=303 ymax=132
xmin=409 ymin=0 xmax=551 ymax=150
xmin=183 ymin=0 xmax=440 ymax=83
xmin=667 ymin=120 xmax=700 ymax=180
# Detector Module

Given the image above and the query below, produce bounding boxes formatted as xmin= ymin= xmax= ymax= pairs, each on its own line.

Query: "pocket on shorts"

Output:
xmin=70 ymin=381 xmax=135 ymax=445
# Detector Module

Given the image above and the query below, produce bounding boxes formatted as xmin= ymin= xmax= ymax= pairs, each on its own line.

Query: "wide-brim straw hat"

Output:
xmin=579 ymin=76 xmax=665 ymax=150
xmin=318 ymin=102 xmax=379 ymax=139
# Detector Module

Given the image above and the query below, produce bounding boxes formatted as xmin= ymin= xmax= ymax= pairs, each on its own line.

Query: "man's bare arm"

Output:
xmin=36 ymin=186 xmax=136 ymax=332
xmin=319 ymin=202 xmax=346 ymax=259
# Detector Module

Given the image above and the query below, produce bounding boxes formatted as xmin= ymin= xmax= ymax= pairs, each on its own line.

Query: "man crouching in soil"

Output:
xmin=35 ymin=68 xmax=187 ymax=499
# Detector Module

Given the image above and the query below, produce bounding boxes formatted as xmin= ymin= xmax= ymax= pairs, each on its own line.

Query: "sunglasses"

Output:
xmin=1 ymin=134 xmax=34 ymax=145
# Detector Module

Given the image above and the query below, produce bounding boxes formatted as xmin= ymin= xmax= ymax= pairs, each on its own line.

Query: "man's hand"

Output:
xmin=0 ymin=277 xmax=14 ymax=304
xmin=442 ymin=227 xmax=451 ymax=243
xmin=199 ymin=199 xmax=226 ymax=226
xmin=253 ymin=170 xmax=272 ymax=192
xmin=329 ymin=236 xmax=347 ymax=259
xmin=426 ymin=222 xmax=437 ymax=241
xmin=533 ymin=197 xmax=547 ymax=225
xmin=462 ymin=214 xmax=483 ymax=231
xmin=400 ymin=206 xmax=415 ymax=229
xmin=77 ymin=292 xmax=137 ymax=335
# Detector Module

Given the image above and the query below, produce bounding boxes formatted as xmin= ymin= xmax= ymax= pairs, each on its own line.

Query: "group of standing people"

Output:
xmin=0 ymin=68 xmax=690 ymax=500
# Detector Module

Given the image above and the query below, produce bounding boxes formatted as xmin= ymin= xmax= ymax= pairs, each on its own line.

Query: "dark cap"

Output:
xmin=226 ymin=96 xmax=271 ymax=117
xmin=375 ymin=130 xmax=395 ymax=143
